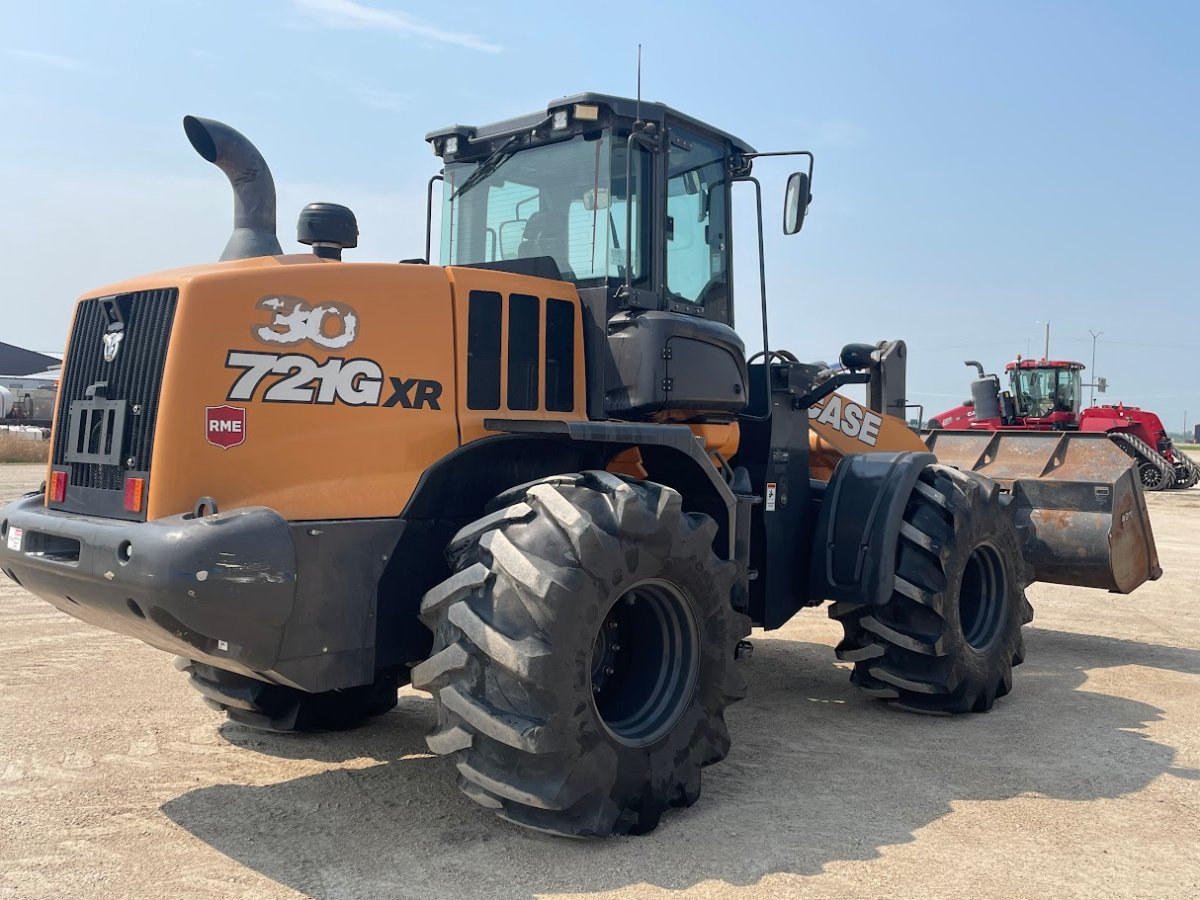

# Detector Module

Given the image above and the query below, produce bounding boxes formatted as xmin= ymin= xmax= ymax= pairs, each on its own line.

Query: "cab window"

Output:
xmin=666 ymin=129 xmax=729 ymax=320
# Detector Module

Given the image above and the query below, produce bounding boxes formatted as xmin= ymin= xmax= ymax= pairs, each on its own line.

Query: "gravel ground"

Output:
xmin=1 ymin=463 xmax=1197 ymax=900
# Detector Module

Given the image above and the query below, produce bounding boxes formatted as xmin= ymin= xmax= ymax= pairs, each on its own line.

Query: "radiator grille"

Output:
xmin=51 ymin=288 xmax=178 ymax=494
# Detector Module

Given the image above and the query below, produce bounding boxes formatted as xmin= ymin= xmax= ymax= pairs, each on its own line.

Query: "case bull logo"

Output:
xmin=101 ymin=329 xmax=124 ymax=363
xmin=206 ymin=405 xmax=247 ymax=449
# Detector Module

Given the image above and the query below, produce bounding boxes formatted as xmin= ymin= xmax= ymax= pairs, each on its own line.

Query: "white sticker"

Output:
xmin=765 ymin=483 xmax=777 ymax=512
xmin=217 ymin=640 xmax=229 ymax=652
xmin=6 ymin=527 xmax=23 ymax=552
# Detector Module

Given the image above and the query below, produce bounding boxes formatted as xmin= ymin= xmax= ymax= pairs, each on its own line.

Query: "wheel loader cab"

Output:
xmin=428 ymin=94 xmax=749 ymax=423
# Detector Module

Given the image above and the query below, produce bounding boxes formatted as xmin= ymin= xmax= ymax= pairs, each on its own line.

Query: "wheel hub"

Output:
xmin=958 ymin=543 xmax=1009 ymax=651
xmin=588 ymin=579 xmax=700 ymax=748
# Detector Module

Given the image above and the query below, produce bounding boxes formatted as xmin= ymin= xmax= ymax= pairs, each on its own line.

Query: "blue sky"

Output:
xmin=2 ymin=0 xmax=1197 ymax=431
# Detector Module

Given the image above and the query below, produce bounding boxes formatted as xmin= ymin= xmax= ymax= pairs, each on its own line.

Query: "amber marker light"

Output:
xmin=123 ymin=477 xmax=145 ymax=513
xmin=49 ymin=471 xmax=68 ymax=503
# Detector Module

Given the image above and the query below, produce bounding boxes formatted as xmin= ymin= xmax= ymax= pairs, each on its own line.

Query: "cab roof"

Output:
xmin=425 ymin=92 xmax=756 ymax=156
xmin=1006 ymin=358 xmax=1085 ymax=371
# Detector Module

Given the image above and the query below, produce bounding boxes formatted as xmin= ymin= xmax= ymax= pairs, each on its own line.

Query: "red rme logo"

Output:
xmin=206 ymin=405 xmax=247 ymax=450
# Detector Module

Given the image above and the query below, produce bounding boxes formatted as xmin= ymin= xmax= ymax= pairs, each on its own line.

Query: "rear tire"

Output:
xmin=178 ymin=659 xmax=399 ymax=732
xmin=829 ymin=465 xmax=1033 ymax=714
xmin=1171 ymin=453 xmax=1199 ymax=490
xmin=1184 ymin=459 xmax=1200 ymax=489
xmin=412 ymin=471 xmax=750 ymax=837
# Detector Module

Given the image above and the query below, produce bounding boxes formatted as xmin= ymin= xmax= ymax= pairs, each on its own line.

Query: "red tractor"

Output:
xmin=928 ymin=358 xmax=1199 ymax=491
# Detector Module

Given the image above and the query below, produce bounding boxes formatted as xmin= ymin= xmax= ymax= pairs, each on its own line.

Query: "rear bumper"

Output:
xmin=0 ymin=494 xmax=401 ymax=692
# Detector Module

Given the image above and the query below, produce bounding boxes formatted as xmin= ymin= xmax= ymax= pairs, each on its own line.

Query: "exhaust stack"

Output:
xmin=183 ymin=115 xmax=283 ymax=261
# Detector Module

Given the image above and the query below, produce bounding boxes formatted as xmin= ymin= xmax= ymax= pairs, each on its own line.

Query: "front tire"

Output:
xmin=411 ymin=472 xmax=750 ymax=837
xmin=830 ymin=465 xmax=1033 ymax=714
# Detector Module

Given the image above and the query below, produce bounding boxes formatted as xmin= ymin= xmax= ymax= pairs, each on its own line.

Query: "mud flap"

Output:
xmin=922 ymin=431 xmax=1162 ymax=594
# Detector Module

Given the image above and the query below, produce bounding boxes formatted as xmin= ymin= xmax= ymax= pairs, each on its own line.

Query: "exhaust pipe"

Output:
xmin=183 ymin=115 xmax=283 ymax=262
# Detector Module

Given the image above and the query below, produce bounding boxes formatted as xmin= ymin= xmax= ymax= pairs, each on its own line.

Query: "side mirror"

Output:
xmin=783 ymin=171 xmax=811 ymax=234
xmin=1096 ymin=377 xmax=1107 ymax=394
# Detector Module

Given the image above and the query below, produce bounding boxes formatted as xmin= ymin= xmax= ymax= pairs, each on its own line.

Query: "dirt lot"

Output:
xmin=1 ymin=463 xmax=1197 ymax=900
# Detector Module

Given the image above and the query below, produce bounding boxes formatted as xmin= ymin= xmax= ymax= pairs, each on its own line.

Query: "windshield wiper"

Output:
xmin=449 ymin=135 xmax=522 ymax=201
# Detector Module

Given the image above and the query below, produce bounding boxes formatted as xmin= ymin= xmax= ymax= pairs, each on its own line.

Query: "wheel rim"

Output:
xmin=1139 ymin=463 xmax=1164 ymax=489
xmin=958 ymin=543 xmax=1009 ymax=651
xmin=589 ymin=578 xmax=700 ymax=748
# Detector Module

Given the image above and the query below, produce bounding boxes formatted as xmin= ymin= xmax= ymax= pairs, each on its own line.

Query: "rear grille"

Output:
xmin=52 ymin=288 xmax=178 ymax=493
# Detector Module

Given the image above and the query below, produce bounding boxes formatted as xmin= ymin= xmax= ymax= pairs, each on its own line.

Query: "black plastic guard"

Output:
xmin=0 ymin=494 xmax=400 ymax=693
xmin=808 ymin=451 xmax=937 ymax=607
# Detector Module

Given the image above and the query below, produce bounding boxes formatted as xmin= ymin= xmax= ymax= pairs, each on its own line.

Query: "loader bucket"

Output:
xmin=922 ymin=431 xmax=1162 ymax=594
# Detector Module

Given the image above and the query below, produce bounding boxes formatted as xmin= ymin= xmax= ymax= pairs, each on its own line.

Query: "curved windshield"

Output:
xmin=1011 ymin=367 xmax=1080 ymax=417
xmin=440 ymin=134 xmax=647 ymax=284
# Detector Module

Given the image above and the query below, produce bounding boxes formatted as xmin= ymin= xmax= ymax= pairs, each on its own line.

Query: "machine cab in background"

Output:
xmin=1006 ymin=359 xmax=1084 ymax=419
xmin=427 ymin=94 xmax=754 ymax=423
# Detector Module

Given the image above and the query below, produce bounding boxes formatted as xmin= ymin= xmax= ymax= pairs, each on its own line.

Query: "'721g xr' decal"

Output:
xmin=225 ymin=351 xmax=443 ymax=409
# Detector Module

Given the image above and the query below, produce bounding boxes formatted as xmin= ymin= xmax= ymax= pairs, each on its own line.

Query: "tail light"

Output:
xmin=123 ymin=477 xmax=145 ymax=513
xmin=49 ymin=470 xmax=68 ymax=503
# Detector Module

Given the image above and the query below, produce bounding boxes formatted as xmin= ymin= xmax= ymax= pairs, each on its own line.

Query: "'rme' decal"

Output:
xmin=224 ymin=351 xmax=442 ymax=410
xmin=809 ymin=396 xmax=883 ymax=446
xmin=206 ymin=405 xmax=247 ymax=449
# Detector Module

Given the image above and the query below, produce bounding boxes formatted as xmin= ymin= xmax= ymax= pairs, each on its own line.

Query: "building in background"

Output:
xmin=1 ymin=341 xmax=60 ymax=428
xmin=0 ymin=341 xmax=59 ymax=378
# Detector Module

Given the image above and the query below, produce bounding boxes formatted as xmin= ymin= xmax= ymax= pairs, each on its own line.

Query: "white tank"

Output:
xmin=0 ymin=384 xmax=13 ymax=419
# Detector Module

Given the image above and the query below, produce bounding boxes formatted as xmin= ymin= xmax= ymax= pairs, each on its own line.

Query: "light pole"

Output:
xmin=1088 ymin=329 xmax=1103 ymax=406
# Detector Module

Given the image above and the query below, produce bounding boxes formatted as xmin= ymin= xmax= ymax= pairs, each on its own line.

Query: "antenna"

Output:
xmin=635 ymin=43 xmax=642 ymax=127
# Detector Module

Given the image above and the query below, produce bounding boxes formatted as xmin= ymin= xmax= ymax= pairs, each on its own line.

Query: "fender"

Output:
xmin=809 ymin=450 xmax=938 ymax=607
xmin=375 ymin=426 xmax=738 ymax=672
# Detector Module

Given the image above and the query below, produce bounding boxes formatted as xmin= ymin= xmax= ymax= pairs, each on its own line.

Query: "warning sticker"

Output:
xmin=765 ymin=483 xmax=777 ymax=512
xmin=6 ymin=526 xmax=23 ymax=552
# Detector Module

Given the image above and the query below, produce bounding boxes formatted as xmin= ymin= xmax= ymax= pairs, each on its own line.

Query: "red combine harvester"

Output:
xmin=928 ymin=357 xmax=1199 ymax=491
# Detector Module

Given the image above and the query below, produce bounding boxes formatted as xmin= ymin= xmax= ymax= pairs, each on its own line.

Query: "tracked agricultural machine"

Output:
xmin=929 ymin=358 xmax=1199 ymax=491
xmin=0 ymin=95 xmax=1161 ymax=837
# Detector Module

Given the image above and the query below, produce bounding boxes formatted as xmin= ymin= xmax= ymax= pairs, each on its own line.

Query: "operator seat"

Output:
xmin=517 ymin=210 xmax=565 ymax=264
